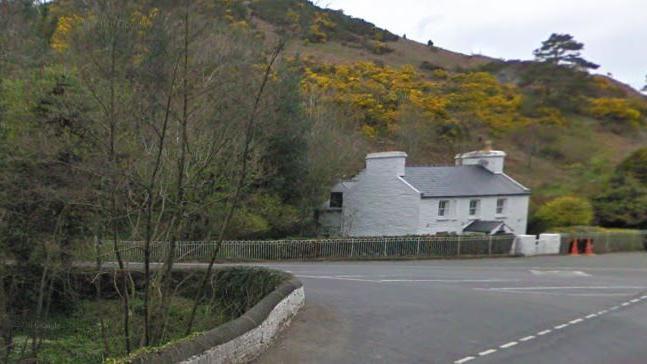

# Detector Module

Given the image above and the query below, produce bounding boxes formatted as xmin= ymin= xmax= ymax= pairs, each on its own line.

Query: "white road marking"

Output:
xmin=335 ymin=275 xmax=367 ymax=278
xmin=479 ymin=349 xmax=497 ymax=356
xmin=530 ymin=270 xmax=591 ymax=277
xmin=482 ymin=286 xmax=646 ymax=291
xmin=297 ymin=275 xmax=520 ymax=284
xmin=453 ymin=294 xmax=646 ymax=363
xmin=475 ymin=290 xmax=634 ymax=297
xmin=641 ymin=295 xmax=647 ymax=299
xmin=527 ymin=266 xmax=647 ymax=273
xmin=380 ymin=279 xmax=517 ymax=283
xmin=454 ymin=356 xmax=475 ymax=364
xmin=295 ymin=275 xmax=378 ymax=282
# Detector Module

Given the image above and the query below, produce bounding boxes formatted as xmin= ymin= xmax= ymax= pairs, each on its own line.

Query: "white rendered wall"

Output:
xmin=455 ymin=149 xmax=507 ymax=174
xmin=365 ymin=152 xmax=407 ymax=177
xmin=513 ymin=235 xmax=538 ymax=256
xmin=417 ymin=195 xmax=529 ymax=235
xmin=458 ymin=155 xmax=505 ymax=174
xmin=512 ymin=234 xmax=561 ymax=256
xmin=342 ymin=174 xmax=421 ymax=237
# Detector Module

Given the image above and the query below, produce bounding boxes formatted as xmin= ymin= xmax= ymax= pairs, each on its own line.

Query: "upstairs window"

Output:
xmin=496 ymin=198 xmax=506 ymax=214
xmin=330 ymin=192 xmax=343 ymax=208
xmin=438 ymin=200 xmax=450 ymax=217
xmin=469 ymin=199 xmax=480 ymax=216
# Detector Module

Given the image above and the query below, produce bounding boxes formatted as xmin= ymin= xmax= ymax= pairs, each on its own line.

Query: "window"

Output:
xmin=496 ymin=198 xmax=506 ymax=214
xmin=438 ymin=200 xmax=450 ymax=217
xmin=330 ymin=192 xmax=343 ymax=208
xmin=469 ymin=199 xmax=480 ymax=216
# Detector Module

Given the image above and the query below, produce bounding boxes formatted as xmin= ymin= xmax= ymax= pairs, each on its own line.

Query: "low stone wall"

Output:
xmin=512 ymin=234 xmax=561 ymax=256
xmin=128 ymin=278 xmax=304 ymax=364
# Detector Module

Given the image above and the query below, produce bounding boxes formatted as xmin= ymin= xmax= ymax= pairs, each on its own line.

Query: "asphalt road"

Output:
xmin=253 ymin=253 xmax=647 ymax=364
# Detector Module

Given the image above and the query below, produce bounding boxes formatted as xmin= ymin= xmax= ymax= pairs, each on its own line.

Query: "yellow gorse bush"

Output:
xmin=302 ymin=62 xmax=544 ymax=138
xmin=51 ymin=14 xmax=83 ymax=52
xmin=588 ymin=97 xmax=643 ymax=127
xmin=308 ymin=12 xmax=335 ymax=43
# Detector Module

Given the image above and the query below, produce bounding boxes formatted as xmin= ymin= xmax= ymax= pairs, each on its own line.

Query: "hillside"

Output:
xmin=244 ymin=0 xmax=647 ymax=208
xmin=2 ymin=0 xmax=645 ymax=235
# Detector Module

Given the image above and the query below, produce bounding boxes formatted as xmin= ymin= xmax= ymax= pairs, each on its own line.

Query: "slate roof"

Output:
xmin=463 ymin=220 xmax=506 ymax=233
xmin=402 ymin=165 xmax=530 ymax=198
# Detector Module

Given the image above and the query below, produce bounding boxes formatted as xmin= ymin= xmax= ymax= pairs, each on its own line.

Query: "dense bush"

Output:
xmin=535 ymin=196 xmax=594 ymax=230
xmin=594 ymin=148 xmax=647 ymax=228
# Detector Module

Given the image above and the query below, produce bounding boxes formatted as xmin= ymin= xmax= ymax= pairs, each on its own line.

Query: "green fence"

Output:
xmin=558 ymin=231 xmax=647 ymax=254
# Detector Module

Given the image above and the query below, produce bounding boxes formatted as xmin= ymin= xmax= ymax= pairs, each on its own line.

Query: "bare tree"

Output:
xmin=185 ymin=39 xmax=285 ymax=334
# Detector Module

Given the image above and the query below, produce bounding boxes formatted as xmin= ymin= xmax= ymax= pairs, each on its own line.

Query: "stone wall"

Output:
xmin=512 ymin=233 xmax=561 ymax=256
xmin=181 ymin=286 xmax=305 ymax=364
xmin=127 ymin=278 xmax=304 ymax=364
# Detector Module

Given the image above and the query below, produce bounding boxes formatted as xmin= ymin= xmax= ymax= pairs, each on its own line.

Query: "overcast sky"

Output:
xmin=324 ymin=0 xmax=646 ymax=91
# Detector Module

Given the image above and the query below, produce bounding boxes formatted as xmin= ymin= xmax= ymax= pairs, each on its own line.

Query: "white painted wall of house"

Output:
xmin=342 ymin=152 xmax=421 ymax=236
xmin=319 ymin=149 xmax=530 ymax=237
xmin=417 ymin=195 xmax=529 ymax=235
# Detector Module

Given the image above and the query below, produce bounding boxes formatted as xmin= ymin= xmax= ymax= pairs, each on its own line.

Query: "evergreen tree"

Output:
xmin=259 ymin=63 xmax=309 ymax=205
xmin=524 ymin=34 xmax=599 ymax=111
xmin=533 ymin=33 xmax=599 ymax=70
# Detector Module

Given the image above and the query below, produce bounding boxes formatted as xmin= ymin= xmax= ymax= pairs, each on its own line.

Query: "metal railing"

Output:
xmin=76 ymin=235 xmax=516 ymax=263
xmin=558 ymin=231 xmax=647 ymax=254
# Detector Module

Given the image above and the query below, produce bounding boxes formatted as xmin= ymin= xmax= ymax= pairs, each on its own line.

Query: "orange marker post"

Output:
xmin=569 ymin=238 xmax=580 ymax=256
xmin=584 ymin=238 xmax=595 ymax=256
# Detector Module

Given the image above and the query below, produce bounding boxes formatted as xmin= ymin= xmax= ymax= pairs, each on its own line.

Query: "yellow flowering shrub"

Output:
xmin=51 ymin=14 xmax=83 ymax=52
xmin=588 ymin=97 xmax=642 ymax=128
xmin=308 ymin=12 xmax=335 ymax=43
xmin=302 ymin=62 xmax=544 ymax=138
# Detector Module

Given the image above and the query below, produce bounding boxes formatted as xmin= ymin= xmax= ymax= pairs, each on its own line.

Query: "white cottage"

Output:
xmin=318 ymin=144 xmax=530 ymax=236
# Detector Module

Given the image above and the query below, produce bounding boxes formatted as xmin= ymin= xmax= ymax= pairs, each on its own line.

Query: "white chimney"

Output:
xmin=366 ymin=151 xmax=407 ymax=177
xmin=455 ymin=141 xmax=506 ymax=174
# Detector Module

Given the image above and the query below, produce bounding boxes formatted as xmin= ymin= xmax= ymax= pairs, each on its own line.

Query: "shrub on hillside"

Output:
xmin=307 ymin=12 xmax=335 ymax=43
xmin=588 ymin=97 xmax=643 ymax=132
xmin=365 ymin=40 xmax=394 ymax=55
xmin=301 ymin=62 xmax=544 ymax=139
xmin=535 ymin=196 xmax=594 ymax=230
